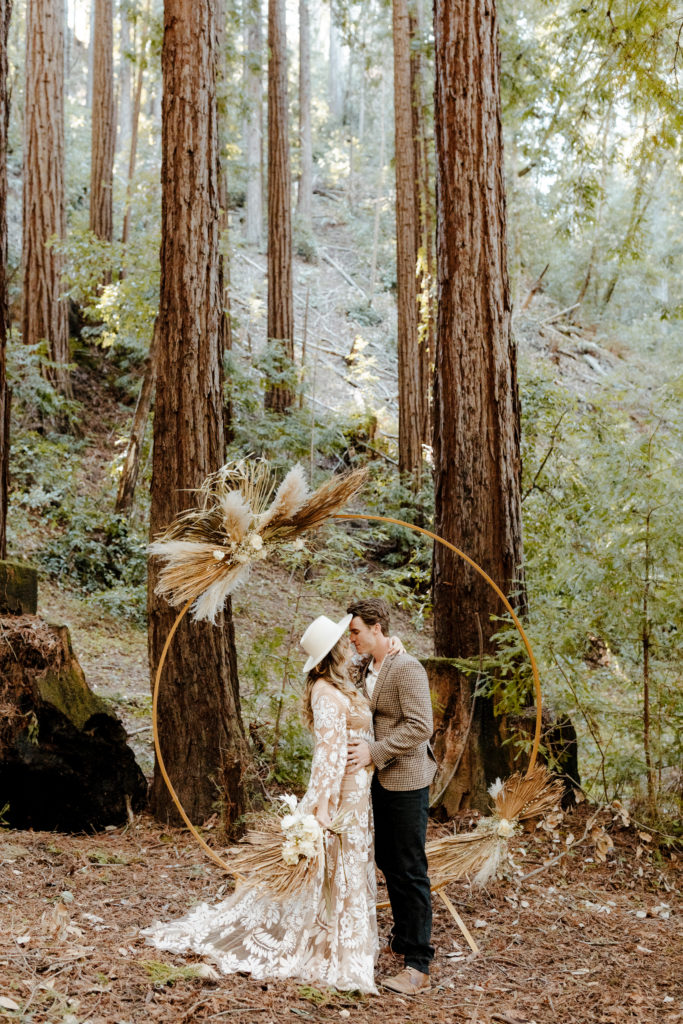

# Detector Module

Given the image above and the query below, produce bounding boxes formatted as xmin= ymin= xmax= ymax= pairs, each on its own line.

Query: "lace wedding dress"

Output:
xmin=142 ymin=681 xmax=378 ymax=993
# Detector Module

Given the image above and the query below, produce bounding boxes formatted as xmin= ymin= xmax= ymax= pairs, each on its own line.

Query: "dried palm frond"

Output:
xmin=150 ymin=459 xmax=366 ymax=622
xmin=266 ymin=467 xmax=367 ymax=538
xmin=225 ymin=818 xmax=322 ymax=901
xmin=493 ymin=766 xmax=564 ymax=823
xmin=258 ymin=464 xmax=309 ymax=533
xmin=426 ymin=764 xmax=564 ymax=888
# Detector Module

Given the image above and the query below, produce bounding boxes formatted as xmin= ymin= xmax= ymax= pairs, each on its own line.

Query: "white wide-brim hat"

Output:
xmin=300 ymin=613 xmax=352 ymax=674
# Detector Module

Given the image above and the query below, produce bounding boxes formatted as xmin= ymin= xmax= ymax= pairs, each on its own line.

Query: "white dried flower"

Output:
xmin=278 ymin=793 xmax=298 ymax=813
xmin=488 ymin=778 xmax=504 ymax=799
xmin=497 ymin=817 xmax=515 ymax=838
xmin=212 ymin=549 xmax=226 ymax=561
xmin=291 ymin=537 xmax=305 ymax=551
xmin=248 ymin=533 xmax=264 ymax=551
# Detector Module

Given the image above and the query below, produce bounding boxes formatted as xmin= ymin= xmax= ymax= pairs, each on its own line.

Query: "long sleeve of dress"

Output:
xmin=303 ymin=683 xmax=348 ymax=817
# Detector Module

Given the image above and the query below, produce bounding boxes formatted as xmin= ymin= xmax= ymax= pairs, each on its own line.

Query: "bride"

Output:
xmin=142 ymin=613 xmax=379 ymax=993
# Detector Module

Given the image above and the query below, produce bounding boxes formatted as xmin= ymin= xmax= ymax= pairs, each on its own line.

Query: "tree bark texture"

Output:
xmin=296 ymin=0 xmax=312 ymax=226
xmin=148 ymin=0 xmax=247 ymax=826
xmin=243 ymin=0 xmax=263 ymax=246
xmin=89 ymin=0 xmax=115 ymax=242
xmin=410 ymin=0 xmax=434 ymax=447
xmin=0 ymin=0 xmax=10 ymax=559
xmin=265 ymin=0 xmax=294 ymax=411
xmin=23 ymin=0 xmax=69 ymax=386
xmin=393 ymin=0 xmax=421 ymax=483
xmin=432 ymin=0 xmax=525 ymax=808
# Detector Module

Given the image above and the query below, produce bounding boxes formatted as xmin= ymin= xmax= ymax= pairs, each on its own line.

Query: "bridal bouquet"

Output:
xmin=280 ymin=809 xmax=325 ymax=866
xmin=227 ymin=794 xmax=339 ymax=901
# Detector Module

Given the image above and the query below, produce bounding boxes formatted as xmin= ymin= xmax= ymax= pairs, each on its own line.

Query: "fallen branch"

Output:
xmin=320 ymin=249 xmax=368 ymax=300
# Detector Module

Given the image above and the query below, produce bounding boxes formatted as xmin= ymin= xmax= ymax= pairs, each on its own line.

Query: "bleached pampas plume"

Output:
xmin=149 ymin=459 xmax=367 ymax=623
xmin=426 ymin=765 xmax=565 ymax=887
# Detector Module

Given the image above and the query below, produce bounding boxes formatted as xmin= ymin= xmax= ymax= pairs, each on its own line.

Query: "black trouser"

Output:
xmin=372 ymin=775 xmax=434 ymax=974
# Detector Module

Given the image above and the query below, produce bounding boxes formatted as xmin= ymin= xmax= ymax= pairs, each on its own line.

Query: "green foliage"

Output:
xmin=488 ymin=360 xmax=683 ymax=807
xmin=6 ymin=339 xmax=80 ymax=429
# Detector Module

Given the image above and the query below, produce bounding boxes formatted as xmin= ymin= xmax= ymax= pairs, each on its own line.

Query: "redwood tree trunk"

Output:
xmin=265 ymin=0 xmax=294 ymax=412
xmin=296 ymin=0 xmax=312 ymax=227
xmin=410 ymin=0 xmax=434 ymax=448
xmin=0 ymin=0 xmax=10 ymax=558
xmin=393 ymin=0 xmax=421 ymax=484
xmin=22 ymin=0 xmax=69 ymax=387
xmin=89 ymin=0 xmax=115 ymax=242
xmin=243 ymin=0 xmax=263 ymax=246
xmin=431 ymin=0 xmax=525 ymax=810
xmin=148 ymin=0 xmax=247 ymax=826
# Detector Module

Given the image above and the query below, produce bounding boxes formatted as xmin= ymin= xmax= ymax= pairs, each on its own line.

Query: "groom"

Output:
xmin=346 ymin=598 xmax=436 ymax=995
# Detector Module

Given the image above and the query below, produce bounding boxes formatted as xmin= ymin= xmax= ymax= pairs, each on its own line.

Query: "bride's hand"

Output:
xmin=388 ymin=634 xmax=405 ymax=655
xmin=316 ymin=812 xmax=332 ymax=828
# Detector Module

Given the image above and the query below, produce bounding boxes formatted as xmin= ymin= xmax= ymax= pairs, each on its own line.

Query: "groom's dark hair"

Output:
xmin=346 ymin=598 xmax=390 ymax=635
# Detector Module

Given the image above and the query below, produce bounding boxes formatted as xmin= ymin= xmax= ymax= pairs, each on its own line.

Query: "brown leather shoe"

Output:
xmin=381 ymin=967 xmax=431 ymax=995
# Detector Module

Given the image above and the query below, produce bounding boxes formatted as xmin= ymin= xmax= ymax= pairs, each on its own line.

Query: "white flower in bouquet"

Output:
xmin=280 ymin=811 xmax=324 ymax=866
xmin=496 ymin=817 xmax=515 ymax=838
xmin=278 ymin=793 xmax=298 ymax=813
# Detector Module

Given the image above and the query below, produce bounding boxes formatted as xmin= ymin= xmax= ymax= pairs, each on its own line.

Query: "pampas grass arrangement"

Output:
xmin=426 ymin=765 xmax=564 ymax=887
xmin=225 ymin=807 xmax=350 ymax=902
xmin=150 ymin=460 xmax=367 ymax=623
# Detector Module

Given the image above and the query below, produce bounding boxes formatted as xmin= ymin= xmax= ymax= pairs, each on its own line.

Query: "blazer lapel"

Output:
xmin=370 ymin=650 xmax=396 ymax=712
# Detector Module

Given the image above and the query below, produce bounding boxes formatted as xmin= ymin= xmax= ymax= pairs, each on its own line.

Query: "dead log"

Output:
xmin=0 ymin=614 xmax=147 ymax=830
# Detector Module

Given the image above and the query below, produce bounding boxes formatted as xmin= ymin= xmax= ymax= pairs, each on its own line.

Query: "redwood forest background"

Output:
xmin=0 ymin=0 xmax=681 ymax=1020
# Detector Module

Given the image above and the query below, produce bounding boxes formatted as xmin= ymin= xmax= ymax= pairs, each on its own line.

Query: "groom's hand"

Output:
xmin=347 ymin=739 xmax=372 ymax=771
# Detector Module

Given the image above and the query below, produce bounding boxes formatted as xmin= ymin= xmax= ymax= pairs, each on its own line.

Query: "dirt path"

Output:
xmin=0 ymin=805 xmax=680 ymax=1024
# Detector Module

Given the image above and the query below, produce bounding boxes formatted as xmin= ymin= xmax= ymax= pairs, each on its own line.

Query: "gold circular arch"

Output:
xmin=152 ymin=513 xmax=542 ymax=873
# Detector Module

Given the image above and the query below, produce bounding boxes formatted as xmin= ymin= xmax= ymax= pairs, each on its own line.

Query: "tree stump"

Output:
xmin=0 ymin=614 xmax=147 ymax=831
xmin=424 ymin=657 xmax=580 ymax=816
xmin=0 ymin=561 xmax=38 ymax=615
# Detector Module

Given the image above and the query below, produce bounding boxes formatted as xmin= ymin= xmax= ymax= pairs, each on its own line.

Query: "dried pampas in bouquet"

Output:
xmin=149 ymin=459 xmax=367 ymax=623
xmin=427 ymin=765 xmax=564 ymax=887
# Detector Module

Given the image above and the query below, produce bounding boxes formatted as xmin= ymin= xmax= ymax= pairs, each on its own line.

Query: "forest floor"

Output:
xmin=0 ymin=804 xmax=681 ymax=1024
xmin=5 ymin=202 xmax=679 ymax=1023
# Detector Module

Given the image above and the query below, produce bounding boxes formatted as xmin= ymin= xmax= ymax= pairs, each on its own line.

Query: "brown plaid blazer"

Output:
xmin=361 ymin=650 xmax=437 ymax=791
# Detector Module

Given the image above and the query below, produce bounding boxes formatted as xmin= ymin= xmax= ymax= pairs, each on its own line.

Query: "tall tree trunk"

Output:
xmin=296 ymin=0 xmax=312 ymax=227
xmin=87 ymin=0 xmax=95 ymax=108
xmin=215 ymin=0 xmax=233 ymax=428
xmin=243 ymin=0 xmax=263 ymax=246
xmin=148 ymin=0 xmax=247 ymax=826
xmin=410 ymin=0 xmax=434 ymax=448
xmin=0 ymin=0 xmax=10 ymax=559
xmin=117 ymin=0 xmax=132 ymax=154
xmin=265 ymin=0 xmax=294 ymax=412
xmin=90 ymin=0 xmax=115 ymax=243
xmin=115 ymin=319 xmax=158 ymax=515
xmin=23 ymin=0 xmax=69 ymax=390
xmin=121 ymin=0 xmax=150 ymax=252
xmin=393 ymin=0 xmax=421 ymax=484
xmin=369 ymin=72 xmax=386 ymax=297
xmin=328 ymin=4 xmax=343 ymax=121
xmin=432 ymin=0 xmax=525 ymax=811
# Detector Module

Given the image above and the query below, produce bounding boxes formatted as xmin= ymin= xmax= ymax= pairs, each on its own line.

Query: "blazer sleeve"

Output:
xmin=368 ymin=659 xmax=433 ymax=770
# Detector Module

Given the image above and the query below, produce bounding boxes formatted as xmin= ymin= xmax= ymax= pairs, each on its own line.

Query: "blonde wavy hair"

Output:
xmin=302 ymin=637 xmax=368 ymax=730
